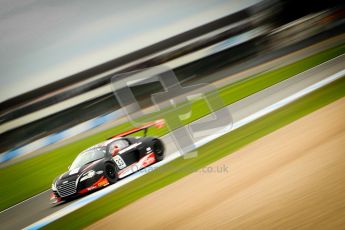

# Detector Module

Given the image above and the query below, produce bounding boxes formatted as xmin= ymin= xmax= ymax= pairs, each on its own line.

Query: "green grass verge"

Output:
xmin=1 ymin=43 xmax=345 ymax=211
xmin=45 ymin=76 xmax=345 ymax=230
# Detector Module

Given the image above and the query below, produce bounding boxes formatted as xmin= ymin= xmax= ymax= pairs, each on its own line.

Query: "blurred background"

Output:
xmin=0 ymin=0 xmax=344 ymax=163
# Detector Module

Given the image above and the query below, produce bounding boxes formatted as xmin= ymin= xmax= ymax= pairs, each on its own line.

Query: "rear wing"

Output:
xmin=108 ymin=119 xmax=165 ymax=139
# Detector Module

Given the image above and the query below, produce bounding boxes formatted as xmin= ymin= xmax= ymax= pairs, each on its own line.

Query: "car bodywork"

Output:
xmin=50 ymin=119 xmax=165 ymax=204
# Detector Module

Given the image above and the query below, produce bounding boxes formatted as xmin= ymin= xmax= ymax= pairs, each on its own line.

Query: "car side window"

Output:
xmin=109 ymin=139 xmax=129 ymax=153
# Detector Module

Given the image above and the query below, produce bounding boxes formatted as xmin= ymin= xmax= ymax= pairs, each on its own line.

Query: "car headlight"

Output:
xmin=51 ymin=183 xmax=57 ymax=191
xmin=80 ymin=170 xmax=96 ymax=182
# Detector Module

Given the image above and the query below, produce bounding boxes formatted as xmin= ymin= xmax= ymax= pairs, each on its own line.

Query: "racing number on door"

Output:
xmin=113 ymin=155 xmax=126 ymax=169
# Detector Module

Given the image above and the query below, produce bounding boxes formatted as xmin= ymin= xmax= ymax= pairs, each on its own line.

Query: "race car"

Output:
xmin=50 ymin=119 xmax=165 ymax=204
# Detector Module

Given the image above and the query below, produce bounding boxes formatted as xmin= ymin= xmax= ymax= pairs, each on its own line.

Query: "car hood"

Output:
xmin=56 ymin=159 xmax=104 ymax=183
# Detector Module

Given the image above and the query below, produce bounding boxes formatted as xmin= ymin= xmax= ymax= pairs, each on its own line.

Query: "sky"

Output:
xmin=0 ymin=0 xmax=260 ymax=102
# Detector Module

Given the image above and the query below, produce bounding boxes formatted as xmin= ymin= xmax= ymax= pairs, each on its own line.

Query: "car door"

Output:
xmin=109 ymin=139 xmax=140 ymax=170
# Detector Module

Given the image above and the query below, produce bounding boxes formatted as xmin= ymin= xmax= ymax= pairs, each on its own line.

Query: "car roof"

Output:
xmin=82 ymin=136 xmax=143 ymax=154
xmin=82 ymin=137 xmax=122 ymax=153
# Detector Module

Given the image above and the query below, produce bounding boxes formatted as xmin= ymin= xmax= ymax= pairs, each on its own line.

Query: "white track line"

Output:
xmin=25 ymin=69 xmax=345 ymax=230
xmin=0 ymin=190 xmax=48 ymax=215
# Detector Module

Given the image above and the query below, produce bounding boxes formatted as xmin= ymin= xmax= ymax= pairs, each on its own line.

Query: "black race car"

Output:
xmin=50 ymin=119 xmax=165 ymax=204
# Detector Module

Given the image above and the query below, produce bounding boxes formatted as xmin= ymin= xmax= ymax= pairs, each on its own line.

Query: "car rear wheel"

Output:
xmin=152 ymin=139 xmax=164 ymax=162
xmin=104 ymin=162 xmax=118 ymax=184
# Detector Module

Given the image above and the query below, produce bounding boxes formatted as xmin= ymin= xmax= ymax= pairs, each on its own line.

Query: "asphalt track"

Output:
xmin=1 ymin=53 xmax=344 ymax=230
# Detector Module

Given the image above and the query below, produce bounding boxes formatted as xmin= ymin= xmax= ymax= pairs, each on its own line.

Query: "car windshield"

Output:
xmin=70 ymin=148 xmax=107 ymax=170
